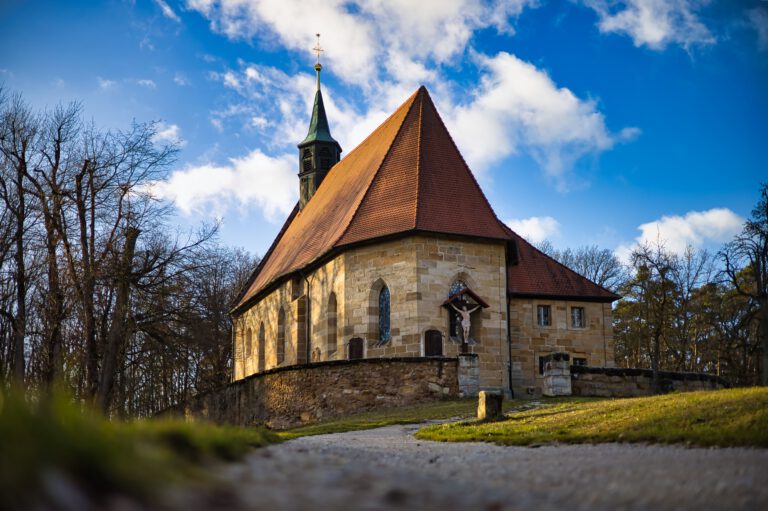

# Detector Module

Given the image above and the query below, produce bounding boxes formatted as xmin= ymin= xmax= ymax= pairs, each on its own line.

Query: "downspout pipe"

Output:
xmin=507 ymin=296 xmax=515 ymax=398
xmin=230 ymin=319 xmax=236 ymax=383
xmin=300 ymin=271 xmax=312 ymax=363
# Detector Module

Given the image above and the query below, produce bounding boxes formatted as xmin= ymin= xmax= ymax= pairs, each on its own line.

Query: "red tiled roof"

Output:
xmin=503 ymin=224 xmax=620 ymax=301
xmin=233 ymin=86 xmax=618 ymax=312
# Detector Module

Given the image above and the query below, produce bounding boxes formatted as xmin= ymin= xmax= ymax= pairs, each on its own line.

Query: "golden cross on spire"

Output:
xmin=313 ymin=33 xmax=323 ymax=65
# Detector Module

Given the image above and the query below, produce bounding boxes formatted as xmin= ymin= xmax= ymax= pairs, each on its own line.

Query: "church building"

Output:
xmin=230 ymin=60 xmax=619 ymax=396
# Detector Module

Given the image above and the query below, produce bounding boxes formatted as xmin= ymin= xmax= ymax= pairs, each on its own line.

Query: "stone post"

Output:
xmin=542 ymin=352 xmax=572 ymax=396
xmin=458 ymin=353 xmax=479 ymax=397
xmin=477 ymin=390 xmax=503 ymax=421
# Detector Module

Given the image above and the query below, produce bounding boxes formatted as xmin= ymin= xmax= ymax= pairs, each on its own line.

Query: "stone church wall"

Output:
xmin=234 ymin=234 xmax=613 ymax=397
xmin=342 ymin=235 xmax=508 ymax=391
xmin=509 ymin=299 xmax=614 ymax=396
xmin=168 ymin=357 xmax=459 ymax=429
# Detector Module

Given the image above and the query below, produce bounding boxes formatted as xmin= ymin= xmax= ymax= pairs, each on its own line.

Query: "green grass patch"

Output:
xmin=278 ymin=398 xmax=550 ymax=439
xmin=415 ymin=388 xmax=768 ymax=448
xmin=0 ymin=391 xmax=280 ymax=510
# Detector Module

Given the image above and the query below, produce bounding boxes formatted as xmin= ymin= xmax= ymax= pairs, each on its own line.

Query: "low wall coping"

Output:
xmin=570 ymin=365 xmax=728 ymax=386
xmin=188 ymin=356 xmax=459 ymax=402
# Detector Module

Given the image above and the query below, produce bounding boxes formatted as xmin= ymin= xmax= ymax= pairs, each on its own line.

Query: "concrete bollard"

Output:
xmin=477 ymin=390 xmax=503 ymax=421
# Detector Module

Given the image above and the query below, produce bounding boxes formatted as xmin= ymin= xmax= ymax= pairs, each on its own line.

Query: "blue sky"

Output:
xmin=1 ymin=0 xmax=766 ymax=261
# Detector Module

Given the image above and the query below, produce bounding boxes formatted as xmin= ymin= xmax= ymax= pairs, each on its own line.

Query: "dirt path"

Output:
xmin=172 ymin=423 xmax=768 ymax=511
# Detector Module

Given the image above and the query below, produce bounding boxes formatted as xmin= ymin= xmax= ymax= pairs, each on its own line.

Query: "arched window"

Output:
xmin=379 ymin=286 xmax=390 ymax=342
xmin=258 ymin=322 xmax=265 ymax=372
xmin=424 ymin=330 xmax=443 ymax=357
xmin=327 ymin=292 xmax=338 ymax=357
xmin=349 ymin=337 xmax=364 ymax=360
xmin=245 ymin=328 xmax=253 ymax=360
xmin=277 ymin=307 xmax=286 ymax=365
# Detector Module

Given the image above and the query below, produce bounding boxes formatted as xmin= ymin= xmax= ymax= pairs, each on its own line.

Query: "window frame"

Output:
xmin=570 ymin=306 xmax=585 ymax=329
xmin=536 ymin=304 xmax=552 ymax=327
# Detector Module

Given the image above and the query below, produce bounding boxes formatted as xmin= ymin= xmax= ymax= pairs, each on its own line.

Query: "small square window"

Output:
xmin=571 ymin=307 xmax=585 ymax=328
xmin=573 ymin=357 xmax=588 ymax=366
xmin=537 ymin=305 xmax=551 ymax=327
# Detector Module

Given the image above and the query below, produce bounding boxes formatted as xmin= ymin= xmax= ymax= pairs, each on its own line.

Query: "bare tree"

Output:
xmin=536 ymin=242 xmax=628 ymax=292
xmin=721 ymin=183 xmax=768 ymax=385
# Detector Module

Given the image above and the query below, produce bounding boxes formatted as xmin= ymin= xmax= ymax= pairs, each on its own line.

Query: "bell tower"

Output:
xmin=298 ymin=34 xmax=342 ymax=209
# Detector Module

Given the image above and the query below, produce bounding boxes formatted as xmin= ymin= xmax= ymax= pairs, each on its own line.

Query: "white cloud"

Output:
xmin=174 ymin=72 xmax=190 ymax=86
xmin=137 ymin=79 xmax=157 ymax=89
xmin=614 ymin=207 xmax=744 ymax=262
xmin=505 ymin=216 xmax=560 ymax=243
xmin=185 ymin=0 xmax=538 ymax=88
xmin=154 ymin=0 xmax=181 ymax=22
xmin=97 ymin=77 xmax=116 ymax=89
xmin=444 ymin=52 xmax=637 ymax=189
xmin=151 ymin=150 xmax=297 ymax=221
xmin=748 ymin=7 xmax=768 ymax=51
xmin=153 ymin=122 xmax=186 ymax=147
xmin=186 ymin=0 xmax=636 ymax=213
xmin=582 ymin=0 xmax=715 ymax=50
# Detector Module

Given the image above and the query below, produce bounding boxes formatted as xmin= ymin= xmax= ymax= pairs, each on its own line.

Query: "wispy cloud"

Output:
xmin=137 ymin=79 xmax=157 ymax=89
xmin=154 ymin=0 xmax=181 ymax=22
xmin=153 ymin=122 xmax=186 ymax=147
xmin=581 ymin=0 xmax=715 ymax=50
xmin=747 ymin=7 xmax=768 ymax=51
xmin=97 ymin=77 xmax=116 ymax=89
xmin=173 ymin=72 xmax=190 ymax=86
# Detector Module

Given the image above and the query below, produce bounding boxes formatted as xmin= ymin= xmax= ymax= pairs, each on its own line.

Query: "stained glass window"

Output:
xmin=379 ymin=286 xmax=390 ymax=342
xmin=448 ymin=280 xmax=467 ymax=338
xmin=449 ymin=280 xmax=467 ymax=298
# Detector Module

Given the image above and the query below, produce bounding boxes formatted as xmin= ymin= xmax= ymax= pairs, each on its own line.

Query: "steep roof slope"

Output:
xmin=233 ymin=86 xmax=619 ymax=312
xmin=503 ymin=224 xmax=620 ymax=301
xmin=235 ymin=86 xmax=510 ymax=310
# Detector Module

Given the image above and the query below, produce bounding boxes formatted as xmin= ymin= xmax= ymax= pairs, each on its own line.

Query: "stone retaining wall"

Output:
xmin=570 ymin=366 xmax=727 ymax=397
xmin=165 ymin=357 xmax=459 ymax=429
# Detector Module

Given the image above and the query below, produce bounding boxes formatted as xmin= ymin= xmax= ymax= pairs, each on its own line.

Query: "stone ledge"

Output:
xmin=570 ymin=365 xmax=728 ymax=386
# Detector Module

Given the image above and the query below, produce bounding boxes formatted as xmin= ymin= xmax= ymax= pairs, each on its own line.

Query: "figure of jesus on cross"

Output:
xmin=449 ymin=302 xmax=481 ymax=342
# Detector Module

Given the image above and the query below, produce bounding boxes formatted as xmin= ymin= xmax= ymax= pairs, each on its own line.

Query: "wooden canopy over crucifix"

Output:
xmin=441 ymin=287 xmax=490 ymax=309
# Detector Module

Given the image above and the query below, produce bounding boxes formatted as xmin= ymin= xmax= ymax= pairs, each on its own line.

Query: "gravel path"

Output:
xmin=175 ymin=423 xmax=768 ymax=511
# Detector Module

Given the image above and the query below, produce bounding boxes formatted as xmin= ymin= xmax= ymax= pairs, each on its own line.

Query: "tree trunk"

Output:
xmin=760 ymin=297 xmax=768 ymax=386
xmin=96 ymin=227 xmax=139 ymax=412
xmin=10 ymin=163 xmax=26 ymax=385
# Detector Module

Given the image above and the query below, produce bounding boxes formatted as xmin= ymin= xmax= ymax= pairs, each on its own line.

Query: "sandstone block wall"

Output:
xmin=171 ymin=357 xmax=459 ymax=429
xmin=570 ymin=366 xmax=727 ymax=397
xmin=509 ymin=299 xmax=613 ymax=396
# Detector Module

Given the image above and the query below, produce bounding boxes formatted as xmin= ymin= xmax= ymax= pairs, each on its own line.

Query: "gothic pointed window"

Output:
xmin=258 ymin=322 xmax=265 ymax=372
xmin=379 ymin=286 xmax=390 ymax=343
xmin=277 ymin=307 xmax=286 ymax=365
xmin=327 ymin=292 xmax=338 ymax=357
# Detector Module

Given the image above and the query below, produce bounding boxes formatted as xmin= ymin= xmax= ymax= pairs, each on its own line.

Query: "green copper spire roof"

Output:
xmin=299 ymin=87 xmax=339 ymax=146
xmin=299 ymin=59 xmax=340 ymax=148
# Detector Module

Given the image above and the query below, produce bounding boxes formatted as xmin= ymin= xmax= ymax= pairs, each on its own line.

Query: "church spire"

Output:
xmin=298 ymin=34 xmax=342 ymax=209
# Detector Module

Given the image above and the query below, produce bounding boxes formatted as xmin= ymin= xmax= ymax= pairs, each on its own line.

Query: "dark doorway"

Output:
xmin=424 ymin=330 xmax=443 ymax=357
xmin=349 ymin=337 xmax=364 ymax=360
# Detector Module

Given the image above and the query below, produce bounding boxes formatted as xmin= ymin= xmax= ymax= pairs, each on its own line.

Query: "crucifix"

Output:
xmin=449 ymin=302 xmax=481 ymax=344
xmin=313 ymin=33 xmax=323 ymax=90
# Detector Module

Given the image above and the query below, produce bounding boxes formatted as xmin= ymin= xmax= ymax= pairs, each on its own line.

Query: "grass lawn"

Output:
xmin=0 ymin=391 xmax=281 ymax=510
xmin=415 ymin=388 xmax=768 ymax=448
xmin=278 ymin=398 xmax=575 ymax=439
